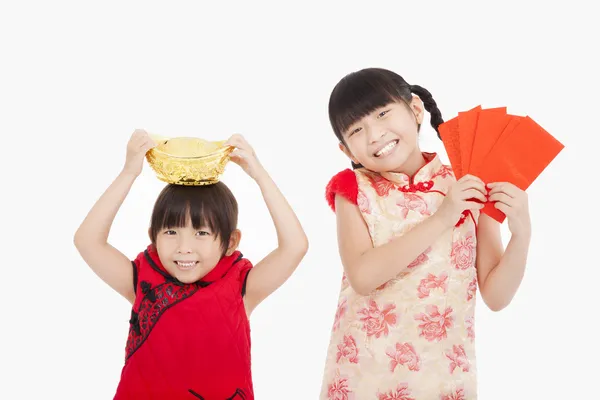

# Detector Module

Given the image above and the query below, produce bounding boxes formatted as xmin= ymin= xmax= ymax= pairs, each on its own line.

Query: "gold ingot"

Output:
xmin=145 ymin=135 xmax=234 ymax=185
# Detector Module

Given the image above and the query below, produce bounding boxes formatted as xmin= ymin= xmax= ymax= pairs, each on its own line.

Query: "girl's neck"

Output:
xmin=390 ymin=151 xmax=427 ymax=178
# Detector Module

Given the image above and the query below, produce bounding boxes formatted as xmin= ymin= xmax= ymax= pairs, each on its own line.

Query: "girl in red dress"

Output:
xmin=74 ymin=131 xmax=308 ymax=399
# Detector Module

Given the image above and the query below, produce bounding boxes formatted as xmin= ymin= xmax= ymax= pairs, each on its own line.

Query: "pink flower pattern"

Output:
xmin=336 ymin=335 xmax=359 ymax=364
xmin=451 ymin=234 xmax=476 ymax=270
xmin=397 ymin=193 xmax=430 ymax=218
xmin=369 ymin=174 xmax=395 ymax=197
xmin=386 ymin=342 xmax=421 ymax=372
xmin=467 ymin=278 xmax=477 ymax=301
xmin=466 ymin=316 xmax=475 ymax=342
xmin=378 ymin=384 xmax=415 ymax=400
xmin=357 ymin=190 xmax=371 ymax=214
xmin=431 ymin=164 xmax=454 ymax=179
xmin=407 ymin=247 xmax=431 ymax=269
xmin=327 ymin=376 xmax=354 ymax=400
xmin=358 ymin=300 xmax=398 ymax=338
xmin=415 ymin=305 xmax=454 ymax=342
xmin=440 ymin=388 xmax=466 ymax=400
xmin=417 ymin=272 xmax=448 ymax=299
xmin=445 ymin=345 xmax=470 ymax=373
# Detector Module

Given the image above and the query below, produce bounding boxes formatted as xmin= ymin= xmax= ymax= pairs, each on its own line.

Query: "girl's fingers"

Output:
xmin=459 ymin=174 xmax=485 ymax=185
xmin=488 ymin=182 xmax=519 ymax=198
xmin=494 ymin=201 xmax=511 ymax=216
xmin=462 ymin=188 xmax=487 ymax=203
xmin=460 ymin=180 xmax=488 ymax=197
xmin=488 ymin=192 xmax=513 ymax=205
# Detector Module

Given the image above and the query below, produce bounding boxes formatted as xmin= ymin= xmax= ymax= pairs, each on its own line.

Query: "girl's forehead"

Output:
xmin=350 ymin=101 xmax=405 ymax=124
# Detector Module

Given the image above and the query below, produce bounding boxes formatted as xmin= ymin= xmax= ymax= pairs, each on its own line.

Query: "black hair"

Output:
xmin=328 ymin=68 xmax=443 ymax=168
xmin=149 ymin=182 xmax=238 ymax=254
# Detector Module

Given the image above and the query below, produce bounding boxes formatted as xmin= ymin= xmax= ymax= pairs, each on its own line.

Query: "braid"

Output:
xmin=410 ymin=84 xmax=444 ymax=139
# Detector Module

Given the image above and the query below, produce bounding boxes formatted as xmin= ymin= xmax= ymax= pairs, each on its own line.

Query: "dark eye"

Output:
xmin=196 ymin=231 xmax=210 ymax=236
xmin=164 ymin=230 xmax=176 ymax=235
xmin=348 ymin=127 xmax=362 ymax=136
xmin=378 ymin=109 xmax=390 ymax=118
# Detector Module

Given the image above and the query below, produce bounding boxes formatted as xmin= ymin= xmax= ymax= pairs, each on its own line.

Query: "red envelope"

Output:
xmin=457 ymin=107 xmax=479 ymax=174
xmin=459 ymin=106 xmax=505 ymax=174
xmin=439 ymin=115 xmax=463 ymax=179
xmin=469 ymin=110 xmax=515 ymax=176
xmin=439 ymin=106 xmax=564 ymax=224
xmin=440 ymin=105 xmax=483 ymax=179
xmin=478 ymin=116 xmax=564 ymax=222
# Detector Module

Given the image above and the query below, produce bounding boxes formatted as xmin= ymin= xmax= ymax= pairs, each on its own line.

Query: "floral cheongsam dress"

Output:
xmin=321 ymin=153 xmax=480 ymax=400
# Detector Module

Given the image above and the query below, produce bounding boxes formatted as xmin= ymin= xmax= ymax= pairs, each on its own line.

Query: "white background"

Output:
xmin=2 ymin=1 xmax=598 ymax=399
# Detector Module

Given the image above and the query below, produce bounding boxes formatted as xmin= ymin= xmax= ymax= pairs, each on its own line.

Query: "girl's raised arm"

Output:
xmin=225 ymin=134 xmax=309 ymax=315
xmin=74 ymin=130 xmax=155 ymax=304
xmin=335 ymin=174 xmax=487 ymax=295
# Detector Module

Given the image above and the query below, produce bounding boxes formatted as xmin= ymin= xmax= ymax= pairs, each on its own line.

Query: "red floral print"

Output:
xmin=417 ymin=272 xmax=448 ymax=299
xmin=386 ymin=342 xmax=421 ymax=372
xmin=358 ymin=300 xmax=398 ymax=338
xmin=397 ymin=193 xmax=430 ymax=218
xmin=415 ymin=305 xmax=454 ymax=342
xmin=378 ymin=384 xmax=415 ymax=400
xmin=407 ymin=247 xmax=431 ymax=269
xmin=369 ymin=174 xmax=395 ymax=197
xmin=431 ymin=165 xmax=454 ymax=179
xmin=440 ymin=388 xmax=466 ymax=400
xmin=451 ymin=234 xmax=476 ymax=270
xmin=446 ymin=345 xmax=470 ymax=374
xmin=467 ymin=278 xmax=477 ymax=301
xmin=466 ymin=316 xmax=475 ymax=342
xmin=336 ymin=335 xmax=359 ymax=364
xmin=328 ymin=376 xmax=354 ymax=400
xmin=357 ymin=190 xmax=371 ymax=214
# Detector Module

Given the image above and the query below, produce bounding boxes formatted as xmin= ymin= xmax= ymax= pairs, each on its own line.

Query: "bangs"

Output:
xmin=328 ymin=68 xmax=412 ymax=141
xmin=157 ymin=197 xmax=218 ymax=234
xmin=149 ymin=183 xmax=238 ymax=252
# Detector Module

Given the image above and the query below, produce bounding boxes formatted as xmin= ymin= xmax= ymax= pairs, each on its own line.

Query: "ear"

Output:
xmin=225 ymin=229 xmax=242 ymax=256
xmin=338 ymin=142 xmax=359 ymax=165
xmin=410 ymin=95 xmax=425 ymax=125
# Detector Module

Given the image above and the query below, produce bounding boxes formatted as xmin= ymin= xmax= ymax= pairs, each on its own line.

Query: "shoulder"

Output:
xmin=325 ymin=169 xmax=359 ymax=211
xmin=236 ymin=256 xmax=253 ymax=277
xmin=132 ymin=246 xmax=153 ymax=269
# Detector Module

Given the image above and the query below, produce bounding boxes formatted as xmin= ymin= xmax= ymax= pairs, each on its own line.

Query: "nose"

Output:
xmin=176 ymin=237 xmax=193 ymax=254
xmin=368 ymin=126 xmax=386 ymax=144
xmin=366 ymin=124 xmax=386 ymax=145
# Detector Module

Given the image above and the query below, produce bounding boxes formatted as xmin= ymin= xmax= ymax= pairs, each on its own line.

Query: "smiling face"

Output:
xmin=339 ymin=99 xmax=425 ymax=173
xmin=155 ymin=221 xmax=240 ymax=283
xmin=149 ymin=183 xmax=240 ymax=283
xmin=328 ymin=68 xmax=428 ymax=173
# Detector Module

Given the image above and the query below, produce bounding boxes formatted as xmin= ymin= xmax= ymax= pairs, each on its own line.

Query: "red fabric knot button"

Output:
xmin=399 ymin=180 xmax=434 ymax=193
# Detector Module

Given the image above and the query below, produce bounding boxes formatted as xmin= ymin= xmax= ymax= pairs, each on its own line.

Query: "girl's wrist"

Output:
xmin=119 ymin=168 xmax=139 ymax=182
xmin=252 ymin=165 xmax=271 ymax=185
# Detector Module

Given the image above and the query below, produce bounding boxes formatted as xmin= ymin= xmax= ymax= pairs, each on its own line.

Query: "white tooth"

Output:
xmin=376 ymin=141 xmax=397 ymax=156
xmin=177 ymin=261 xmax=196 ymax=268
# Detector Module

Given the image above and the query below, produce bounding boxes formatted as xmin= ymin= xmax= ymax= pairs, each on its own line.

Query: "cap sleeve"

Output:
xmin=325 ymin=169 xmax=358 ymax=211
xmin=131 ymin=250 xmax=146 ymax=294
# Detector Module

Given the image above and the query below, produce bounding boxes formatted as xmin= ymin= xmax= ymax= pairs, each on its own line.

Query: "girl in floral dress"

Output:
xmin=320 ymin=68 xmax=532 ymax=399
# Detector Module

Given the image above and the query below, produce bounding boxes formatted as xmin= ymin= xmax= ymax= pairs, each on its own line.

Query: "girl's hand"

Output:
xmin=487 ymin=182 xmax=531 ymax=238
xmin=436 ymin=174 xmax=487 ymax=227
xmin=123 ymin=129 xmax=156 ymax=177
xmin=226 ymin=134 xmax=266 ymax=181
